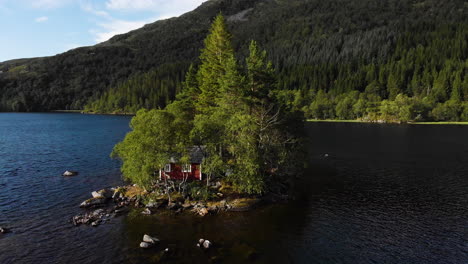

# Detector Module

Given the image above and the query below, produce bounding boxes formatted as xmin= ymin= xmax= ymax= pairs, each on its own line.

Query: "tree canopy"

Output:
xmin=112 ymin=14 xmax=305 ymax=194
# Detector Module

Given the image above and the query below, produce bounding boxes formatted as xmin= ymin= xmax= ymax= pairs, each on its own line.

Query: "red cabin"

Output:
xmin=159 ymin=147 xmax=204 ymax=181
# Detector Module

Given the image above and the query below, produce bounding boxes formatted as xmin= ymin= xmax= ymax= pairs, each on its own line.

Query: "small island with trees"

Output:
xmin=74 ymin=14 xmax=305 ymax=225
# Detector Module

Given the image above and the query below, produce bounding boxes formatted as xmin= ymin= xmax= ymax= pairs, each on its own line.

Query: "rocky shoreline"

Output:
xmin=72 ymin=180 xmax=288 ymax=228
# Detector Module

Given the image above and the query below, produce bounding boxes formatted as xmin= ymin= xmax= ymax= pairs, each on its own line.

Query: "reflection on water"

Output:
xmin=0 ymin=115 xmax=467 ymax=263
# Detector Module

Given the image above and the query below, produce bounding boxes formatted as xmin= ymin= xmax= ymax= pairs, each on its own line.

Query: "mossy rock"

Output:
xmin=124 ymin=186 xmax=147 ymax=198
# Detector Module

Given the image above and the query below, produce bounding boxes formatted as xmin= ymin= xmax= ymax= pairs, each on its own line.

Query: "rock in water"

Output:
xmin=143 ymin=234 xmax=159 ymax=244
xmin=63 ymin=170 xmax=78 ymax=176
xmin=79 ymin=197 xmax=107 ymax=208
xmin=92 ymin=189 xmax=113 ymax=199
xmin=0 ymin=227 xmax=8 ymax=233
xmin=140 ymin=242 xmax=152 ymax=248
xmin=91 ymin=191 xmax=102 ymax=198
xmin=203 ymin=240 xmax=212 ymax=249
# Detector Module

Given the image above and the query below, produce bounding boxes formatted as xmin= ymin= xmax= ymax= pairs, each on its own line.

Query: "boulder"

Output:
xmin=91 ymin=191 xmax=102 ymax=198
xmin=198 ymin=207 xmax=209 ymax=217
xmin=141 ymin=208 xmax=153 ymax=215
xmin=79 ymin=197 xmax=107 ymax=208
xmin=0 ymin=227 xmax=8 ymax=233
xmin=92 ymin=189 xmax=113 ymax=199
xmin=112 ymin=189 xmax=123 ymax=199
xmin=199 ymin=239 xmax=205 ymax=244
xmin=203 ymin=240 xmax=212 ymax=249
xmin=113 ymin=207 xmax=129 ymax=216
xmin=143 ymin=234 xmax=160 ymax=244
xmin=146 ymin=202 xmax=160 ymax=208
xmin=63 ymin=171 xmax=78 ymax=176
xmin=140 ymin=242 xmax=152 ymax=248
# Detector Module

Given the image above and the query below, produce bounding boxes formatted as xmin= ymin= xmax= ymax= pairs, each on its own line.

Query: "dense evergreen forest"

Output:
xmin=1 ymin=0 xmax=467 ymax=121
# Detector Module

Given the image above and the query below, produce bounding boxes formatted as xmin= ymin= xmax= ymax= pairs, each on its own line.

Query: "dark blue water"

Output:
xmin=0 ymin=113 xmax=132 ymax=263
xmin=0 ymin=114 xmax=467 ymax=264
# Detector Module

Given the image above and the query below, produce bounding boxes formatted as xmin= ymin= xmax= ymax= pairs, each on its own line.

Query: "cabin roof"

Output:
xmin=169 ymin=146 xmax=204 ymax=164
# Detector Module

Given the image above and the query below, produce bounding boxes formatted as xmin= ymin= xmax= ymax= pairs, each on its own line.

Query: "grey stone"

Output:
xmin=63 ymin=170 xmax=78 ymax=176
xmin=140 ymin=242 xmax=152 ymax=248
xmin=203 ymin=240 xmax=212 ymax=249
xmin=79 ymin=197 xmax=107 ymax=208
xmin=143 ymin=234 xmax=159 ymax=244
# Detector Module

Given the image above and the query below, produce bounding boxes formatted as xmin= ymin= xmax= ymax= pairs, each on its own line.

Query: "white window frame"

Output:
xmin=182 ymin=163 xmax=192 ymax=173
xmin=164 ymin=164 xmax=171 ymax=173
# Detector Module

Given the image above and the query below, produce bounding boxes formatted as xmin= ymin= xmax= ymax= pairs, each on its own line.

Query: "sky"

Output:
xmin=0 ymin=0 xmax=206 ymax=62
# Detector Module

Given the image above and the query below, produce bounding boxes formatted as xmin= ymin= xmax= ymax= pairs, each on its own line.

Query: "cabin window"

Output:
xmin=164 ymin=164 xmax=171 ymax=172
xmin=182 ymin=164 xmax=191 ymax=173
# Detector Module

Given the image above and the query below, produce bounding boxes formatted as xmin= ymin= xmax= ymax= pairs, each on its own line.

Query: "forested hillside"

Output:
xmin=1 ymin=0 xmax=467 ymax=121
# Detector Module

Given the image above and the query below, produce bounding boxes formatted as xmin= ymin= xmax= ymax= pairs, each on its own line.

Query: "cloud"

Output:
xmin=80 ymin=2 xmax=111 ymax=19
xmin=105 ymin=0 xmax=206 ymax=13
xmin=35 ymin=16 xmax=48 ymax=22
xmin=83 ymin=0 xmax=206 ymax=43
xmin=91 ymin=19 xmax=149 ymax=43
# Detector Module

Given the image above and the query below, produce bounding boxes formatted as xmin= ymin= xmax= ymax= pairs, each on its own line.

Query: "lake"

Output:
xmin=0 ymin=113 xmax=466 ymax=263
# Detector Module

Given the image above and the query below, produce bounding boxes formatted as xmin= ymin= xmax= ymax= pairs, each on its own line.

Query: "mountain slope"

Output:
xmin=0 ymin=0 xmax=466 ymax=112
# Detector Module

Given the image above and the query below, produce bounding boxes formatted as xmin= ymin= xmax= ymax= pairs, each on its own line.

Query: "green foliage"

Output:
xmin=111 ymin=108 xmax=189 ymax=188
xmin=197 ymin=14 xmax=235 ymax=111
xmin=112 ymin=16 xmax=304 ymax=195
xmin=187 ymin=182 xmax=214 ymax=201
xmin=431 ymin=100 xmax=463 ymax=121
xmin=84 ymin=63 xmax=185 ymax=113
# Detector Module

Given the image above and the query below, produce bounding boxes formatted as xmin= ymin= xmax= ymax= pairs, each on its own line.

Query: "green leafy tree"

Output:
xmin=111 ymin=109 xmax=178 ymax=188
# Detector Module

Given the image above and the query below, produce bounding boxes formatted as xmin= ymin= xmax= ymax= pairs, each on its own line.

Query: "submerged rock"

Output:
xmin=72 ymin=208 xmax=109 ymax=226
xmin=63 ymin=170 xmax=78 ymax=176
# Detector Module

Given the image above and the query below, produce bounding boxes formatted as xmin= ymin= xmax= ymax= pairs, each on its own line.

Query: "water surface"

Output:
xmin=0 ymin=114 xmax=466 ymax=263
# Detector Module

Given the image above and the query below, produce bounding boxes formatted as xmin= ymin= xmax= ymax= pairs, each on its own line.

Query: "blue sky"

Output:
xmin=0 ymin=0 xmax=206 ymax=62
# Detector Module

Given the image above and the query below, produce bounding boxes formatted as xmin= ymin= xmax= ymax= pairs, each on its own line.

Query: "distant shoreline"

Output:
xmin=307 ymin=119 xmax=468 ymax=125
xmin=50 ymin=110 xmax=135 ymax=116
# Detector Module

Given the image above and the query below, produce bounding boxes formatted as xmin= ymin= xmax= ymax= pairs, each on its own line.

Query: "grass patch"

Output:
xmin=307 ymin=119 xmax=468 ymax=125
xmin=410 ymin=122 xmax=468 ymax=125
xmin=307 ymin=119 xmax=365 ymax=123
